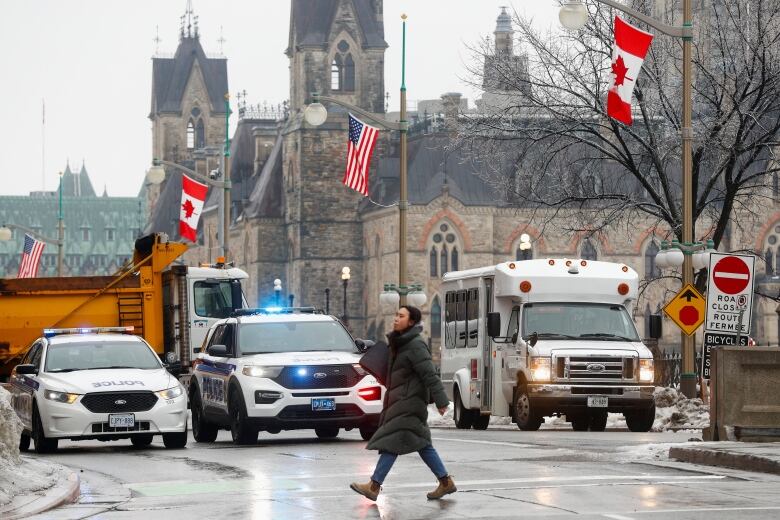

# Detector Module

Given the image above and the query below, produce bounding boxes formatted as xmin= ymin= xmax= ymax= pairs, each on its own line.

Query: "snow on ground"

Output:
xmin=0 ymin=387 xmax=60 ymax=507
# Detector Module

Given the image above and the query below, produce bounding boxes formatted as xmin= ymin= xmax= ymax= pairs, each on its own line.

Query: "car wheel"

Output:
xmin=131 ymin=434 xmax=154 ymax=447
xmin=315 ymin=427 xmax=339 ymax=439
xmin=228 ymin=385 xmax=257 ymax=445
xmin=32 ymin=403 xmax=58 ymax=454
xmin=589 ymin=410 xmax=608 ymax=432
xmin=513 ymin=388 xmax=542 ymax=431
xmin=163 ymin=425 xmax=188 ymax=449
xmin=359 ymin=427 xmax=376 ymax=441
xmin=472 ymin=413 xmax=490 ymax=430
xmin=625 ymin=405 xmax=656 ymax=432
xmin=191 ymin=386 xmax=219 ymax=443
xmin=453 ymin=389 xmax=474 ymax=429
xmin=19 ymin=431 xmax=31 ymax=452
xmin=570 ymin=415 xmax=589 ymax=431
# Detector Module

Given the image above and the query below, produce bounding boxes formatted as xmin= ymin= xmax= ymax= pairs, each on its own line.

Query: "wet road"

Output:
xmin=27 ymin=424 xmax=780 ymax=519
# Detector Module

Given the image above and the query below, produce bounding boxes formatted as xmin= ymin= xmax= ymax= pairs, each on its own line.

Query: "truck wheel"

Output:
xmin=131 ymin=434 xmax=154 ymax=447
xmin=32 ymin=403 xmax=58 ymax=454
xmin=472 ymin=413 xmax=490 ymax=430
xmin=359 ymin=427 xmax=376 ymax=441
xmin=589 ymin=410 xmax=608 ymax=432
xmin=453 ymin=389 xmax=474 ymax=429
xmin=191 ymin=386 xmax=219 ymax=443
xmin=163 ymin=425 xmax=188 ymax=449
xmin=19 ymin=431 xmax=31 ymax=452
xmin=625 ymin=405 xmax=656 ymax=432
xmin=570 ymin=415 xmax=589 ymax=431
xmin=513 ymin=388 xmax=542 ymax=431
xmin=315 ymin=427 xmax=339 ymax=439
xmin=228 ymin=386 xmax=257 ymax=445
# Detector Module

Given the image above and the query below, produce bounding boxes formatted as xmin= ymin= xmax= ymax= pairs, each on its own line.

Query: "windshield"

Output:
xmin=45 ymin=341 xmax=162 ymax=372
xmin=239 ymin=321 xmax=355 ymax=354
xmin=522 ymin=303 xmax=640 ymax=341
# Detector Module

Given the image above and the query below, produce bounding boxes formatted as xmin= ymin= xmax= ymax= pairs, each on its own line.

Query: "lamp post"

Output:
xmin=273 ymin=278 xmax=282 ymax=306
xmin=341 ymin=266 xmax=351 ymax=325
xmin=325 ymin=287 xmax=331 ymax=315
xmin=559 ymin=0 xmax=696 ymax=397
xmin=146 ymin=92 xmax=232 ymax=259
xmin=0 ymin=223 xmax=64 ymax=276
xmin=304 ymin=14 xmax=417 ymax=308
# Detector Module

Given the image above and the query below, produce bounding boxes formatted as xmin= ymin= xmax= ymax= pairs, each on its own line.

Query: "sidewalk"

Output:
xmin=0 ymin=461 xmax=80 ymax=520
xmin=669 ymin=442 xmax=780 ymax=476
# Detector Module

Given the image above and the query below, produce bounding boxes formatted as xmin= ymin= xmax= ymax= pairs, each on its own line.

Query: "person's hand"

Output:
xmin=438 ymin=406 xmax=448 ymax=416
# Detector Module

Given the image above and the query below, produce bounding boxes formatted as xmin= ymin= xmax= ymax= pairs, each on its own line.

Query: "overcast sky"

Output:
xmin=0 ymin=1 xmax=559 ymax=197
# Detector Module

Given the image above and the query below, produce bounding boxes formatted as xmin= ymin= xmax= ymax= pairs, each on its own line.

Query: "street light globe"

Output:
xmin=520 ymin=233 xmax=530 ymax=243
xmin=407 ymin=290 xmax=428 ymax=308
xmin=273 ymin=278 xmax=282 ymax=290
xmin=666 ymin=247 xmax=685 ymax=268
xmin=304 ymin=102 xmax=328 ymax=127
xmin=0 ymin=226 xmax=11 ymax=242
xmin=380 ymin=289 xmax=400 ymax=307
xmin=519 ymin=242 xmax=531 ymax=251
xmin=654 ymin=250 xmax=669 ymax=269
xmin=692 ymin=251 xmax=708 ymax=271
xmin=146 ymin=164 xmax=166 ymax=185
xmin=559 ymin=1 xmax=588 ymax=31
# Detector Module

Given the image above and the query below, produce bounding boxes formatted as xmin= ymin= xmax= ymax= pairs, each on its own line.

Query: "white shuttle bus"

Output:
xmin=440 ymin=259 xmax=656 ymax=432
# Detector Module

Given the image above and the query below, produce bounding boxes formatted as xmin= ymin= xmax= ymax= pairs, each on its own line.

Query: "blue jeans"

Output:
xmin=370 ymin=445 xmax=448 ymax=484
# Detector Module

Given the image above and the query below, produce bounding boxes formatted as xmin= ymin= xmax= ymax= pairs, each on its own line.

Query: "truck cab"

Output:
xmin=440 ymin=259 xmax=656 ymax=433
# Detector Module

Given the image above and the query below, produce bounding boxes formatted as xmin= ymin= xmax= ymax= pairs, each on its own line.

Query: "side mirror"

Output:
xmin=648 ymin=314 xmax=662 ymax=339
xmin=230 ymin=279 xmax=243 ymax=314
xmin=15 ymin=364 xmax=37 ymax=375
xmin=487 ymin=312 xmax=501 ymax=338
xmin=528 ymin=332 xmax=538 ymax=348
xmin=355 ymin=339 xmax=375 ymax=353
xmin=207 ymin=344 xmax=228 ymax=357
xmin=165 ymin=361 xmax=183 ymax=376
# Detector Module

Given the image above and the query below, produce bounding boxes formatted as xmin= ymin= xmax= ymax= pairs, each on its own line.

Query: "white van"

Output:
xmin=440 ymin=259 xmax=656 ymax=432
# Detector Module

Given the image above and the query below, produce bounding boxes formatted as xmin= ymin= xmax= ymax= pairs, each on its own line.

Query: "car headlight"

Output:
xmin=155 ymin=386 xmax=184 ymax=400
xmin=530 ymin=357 xmax=551 ymax=381
xmin=639 ymin=359 xmax=654 ymax=382
xmin=44 ymin=390 xmax=80 ymax=404
xmin=242 ymin=365 xmax=283 ymax=378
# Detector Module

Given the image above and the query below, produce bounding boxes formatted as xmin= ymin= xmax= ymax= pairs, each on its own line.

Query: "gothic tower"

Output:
xmin=283 ymin=0 xmax=387 ymax=332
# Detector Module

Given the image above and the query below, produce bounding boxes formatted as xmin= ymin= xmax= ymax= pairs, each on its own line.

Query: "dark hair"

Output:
xmin=400 ymin=305 xmax=422 ymax=326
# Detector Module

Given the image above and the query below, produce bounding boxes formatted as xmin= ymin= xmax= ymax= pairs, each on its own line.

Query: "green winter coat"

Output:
xmin=366 ymin=325 xmax=449 ymax=455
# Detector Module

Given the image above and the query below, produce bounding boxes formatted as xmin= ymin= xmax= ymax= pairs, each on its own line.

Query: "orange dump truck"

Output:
xmin=0 ymin=234 xmax=248 ymax=382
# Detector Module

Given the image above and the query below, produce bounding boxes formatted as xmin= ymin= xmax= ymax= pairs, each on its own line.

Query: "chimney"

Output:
xmin=440 ymin=92 xmax=462 ymax=134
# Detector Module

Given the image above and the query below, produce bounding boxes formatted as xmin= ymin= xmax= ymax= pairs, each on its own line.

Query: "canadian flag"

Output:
xmin=607 ymin=16 xmax=654 ymax=125
xmin=179 ymin=174 xmax=209 ymax=242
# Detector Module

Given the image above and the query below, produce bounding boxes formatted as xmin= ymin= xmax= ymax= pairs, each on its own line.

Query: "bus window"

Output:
xmin=456 ymin=290 xmax=467 ymax=348
xmin=467 ymin=288 xmax=479 ymax=347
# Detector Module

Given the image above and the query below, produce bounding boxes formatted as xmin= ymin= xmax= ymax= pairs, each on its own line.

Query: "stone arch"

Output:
xmin=424 ymin=218 xmax=464 ymax=277
xmin=328 ymin=32 xmax=361 ymax=95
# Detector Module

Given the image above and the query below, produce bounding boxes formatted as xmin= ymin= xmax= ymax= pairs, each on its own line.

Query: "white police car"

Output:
xmin=8 ymin=328 xmax=188 ymax=453
xmin=190 ymin=308 xmax=383 ymax=445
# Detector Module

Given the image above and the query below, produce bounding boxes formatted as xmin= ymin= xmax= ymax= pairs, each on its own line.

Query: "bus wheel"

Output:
xmin=453 ymin=389 xmax=474 ymax=429
xmin=513 ymin=389 xmax=542 ymax=431
xmin=472 ymin=413 xmax=490 ymax=430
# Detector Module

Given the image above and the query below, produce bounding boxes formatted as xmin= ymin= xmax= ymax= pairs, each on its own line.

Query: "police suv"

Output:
xmin=8 ymin=328 xmax=188 ymax=453
xmin=190 ymin=308 xmax=383 ymax=445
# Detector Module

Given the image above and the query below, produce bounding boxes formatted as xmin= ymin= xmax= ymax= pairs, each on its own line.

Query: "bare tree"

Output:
xmin=459 ymin=0 xmax=780 ymax=251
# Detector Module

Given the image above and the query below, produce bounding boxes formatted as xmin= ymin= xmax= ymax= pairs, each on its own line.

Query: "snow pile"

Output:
xmin=0 ymin=386 xmax=23 ymax=465
xmin=427 ymin=403 xmax=454 ymax=426
xmin=652 ymin=387 xmax=709 ymax=432
xmin=607 ymin=413 xmax=627 ymax=429
xmin=616 ymin=442 xmax=692 ymax=462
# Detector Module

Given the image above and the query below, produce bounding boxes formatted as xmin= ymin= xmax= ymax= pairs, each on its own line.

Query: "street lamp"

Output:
xmin=273 ymin=278 xmax=282 ymax=306
xmin=304 ymin=14 xmax=420 ymax=308
xmin=0 ymin=224 xmax=64 ymax=276
xmin=324 ymin=287 xmax=331 ymax=314
xmin=146 ymin=93 xmax=232 ymax=259
xmin=341 ymin=266 xmax=351 ymax=325
xmin=559 ymin=0 xmax=697 ymax=397
xmin=380 ymin=283 xmax=427 ymax=308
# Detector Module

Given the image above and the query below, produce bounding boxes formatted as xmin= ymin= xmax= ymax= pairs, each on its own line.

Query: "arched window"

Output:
xmin=774 ymin=172 xmax=779 ymax=199
xmin=580 ymin=238 xmax=598 ymax=260
xmin=430 ymin=296 xmax=442 ymax=339
xmin=344 ymin=54 xmax=355 ymax=91
xmin=430 ymin=247 xmax=438 ymax=278
xmin=186 ymin=121 xmax=195 ymax=149
xmin=331 ymin=55 xmax=342 ymax=90
xmin=196 ymin=119 xmax=205 ymax=148
xmin=768 ymin=247 xmax=775 ymax=276
xmin=645 ymin=241 xmax=660 ymax=278
xmin=451 ymin=247 xmax=459 ymax=271
xmin=440 ymin=245 xmax=448 ymax=275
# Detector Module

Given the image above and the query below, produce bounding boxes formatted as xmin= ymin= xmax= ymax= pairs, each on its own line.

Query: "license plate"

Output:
xmin=311 ymin=398 xmax=336 ymax=411
xmin=587 ymin=396 xmax=608 ymax=408
xmin=109 ymin=414 xmax=135 ymax=427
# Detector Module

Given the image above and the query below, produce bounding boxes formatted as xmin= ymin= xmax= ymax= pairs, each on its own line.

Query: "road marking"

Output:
xmin=603 ymin=515 xmax=636 ymax=520
xmin=432 ymin=436 xmax=536 ymax=448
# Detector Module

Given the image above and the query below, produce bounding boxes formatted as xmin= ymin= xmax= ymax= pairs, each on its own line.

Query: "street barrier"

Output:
xmin=704 ymin=346 xmax=780 ymax=441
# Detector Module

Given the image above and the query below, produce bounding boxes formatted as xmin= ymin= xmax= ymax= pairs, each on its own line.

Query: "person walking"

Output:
xmin=350 ymin=305 xmax=456 ymax=501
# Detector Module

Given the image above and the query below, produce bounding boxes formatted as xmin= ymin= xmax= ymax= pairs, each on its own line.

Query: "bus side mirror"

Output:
xmin=487 ymin=312 xmax=501 ymax=338
xmin=648 ymin=315 xmax=662 ymax=339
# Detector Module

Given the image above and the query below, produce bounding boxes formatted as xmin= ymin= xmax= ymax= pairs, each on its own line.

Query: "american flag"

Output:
xmin=18 ymin=234 xmax=45 ymax=278
xmin=344 ymin=114 xmax=379 ymax=196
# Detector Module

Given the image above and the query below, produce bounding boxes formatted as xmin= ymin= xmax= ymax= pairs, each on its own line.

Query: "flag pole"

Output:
xmin=399 ymin=13 xmax=408 ymax=305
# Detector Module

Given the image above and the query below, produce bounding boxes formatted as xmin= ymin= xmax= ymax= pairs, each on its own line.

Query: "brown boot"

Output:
xmin=427 ymin=475 xmax=457 ymax=500
xmin=350 ymin=480 xmax=381 ymax=501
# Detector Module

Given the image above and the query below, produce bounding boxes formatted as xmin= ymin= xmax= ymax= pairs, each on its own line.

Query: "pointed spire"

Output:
xmin=64 ymin=159 xmax=72 ymax=175
xmin=102 ymin=184 xmax=108 ymax=197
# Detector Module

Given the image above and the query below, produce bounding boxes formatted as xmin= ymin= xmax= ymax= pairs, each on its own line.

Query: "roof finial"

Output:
xmin=218 ymin=25 xmax=226 ymax=55
xmin=182 ymin=0 xmax=195 ymax=39
xmin=153 ymin=25 xmax=162 ymax=55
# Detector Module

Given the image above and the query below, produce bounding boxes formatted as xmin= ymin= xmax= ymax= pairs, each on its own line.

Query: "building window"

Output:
xmin=645 ymin=241 xmax=660 ymax=278
xmin=82 ymin=228 xmax=90 ymax=241
xmin=516 ymin=248 xmax=532 ymax=261
xmin=430 ymin=247 xmax=438 ymax=278
xmin=343 ymin=54 xmax=355 ymax=91
xmin=580 ymin=238 xmax=598 ymax=260
xmin=430 ymin=296 xmax=441 ymax=339
xmin=451 ymin=247 xmax=459 ymax=272
xmin=440 ymin=245 xmax=448 ymax=276
xmin=196 ymin=119 xmax=205 ymax=148
xmin=186 ymin=121 xmax=195 ymax=149
xmin=774 ymin=172 xmax=779 ymax=199
xmin=106 ymin=229 xmax=114 ymax=241
xmin=331 ymin=55 xmax=342 ymax=90
xmin=767 ymin=248 xmax=775 ymax=276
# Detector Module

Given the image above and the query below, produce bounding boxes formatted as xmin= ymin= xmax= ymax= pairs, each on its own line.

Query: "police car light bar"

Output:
xmin=43 ymin=326 xmax=135 ymax=337
xmin=232 ymin=307 xmax=321 ymax=316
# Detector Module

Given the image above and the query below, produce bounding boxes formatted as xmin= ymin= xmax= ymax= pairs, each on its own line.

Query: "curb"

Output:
xmin=669 ymin=447 xmax=780 ymax=476
xmin=2 ymin=471 xmax=80 ymax=520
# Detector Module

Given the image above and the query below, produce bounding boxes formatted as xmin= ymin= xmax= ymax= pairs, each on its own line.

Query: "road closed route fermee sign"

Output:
xmin=705 ymin=253 xmax=755 ymax=334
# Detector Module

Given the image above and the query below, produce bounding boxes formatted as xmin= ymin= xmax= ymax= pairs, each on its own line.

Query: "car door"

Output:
xmin=201 ymin=324 xmax=232 ymax=410
xmin=12 ymin=341 xmax=42 ymax=429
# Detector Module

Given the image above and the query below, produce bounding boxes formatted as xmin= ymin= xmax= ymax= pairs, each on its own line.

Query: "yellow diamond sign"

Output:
xmin=663 ymin=283 xmax=706 ymax=336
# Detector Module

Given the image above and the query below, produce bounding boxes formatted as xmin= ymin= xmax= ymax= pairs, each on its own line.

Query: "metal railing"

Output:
xmin=656 ymin=351 xmax=703 ymax=388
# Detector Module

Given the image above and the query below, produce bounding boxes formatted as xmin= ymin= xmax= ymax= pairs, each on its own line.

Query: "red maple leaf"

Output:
xmin=181 ymin=198 xmax=196 ymax=219
xmin=612 ymin=55 xmax=632 ymax=87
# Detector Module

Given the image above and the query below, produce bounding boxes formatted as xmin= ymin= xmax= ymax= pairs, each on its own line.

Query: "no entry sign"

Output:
xmin=705 ymin=253 xmax=755 ymax=334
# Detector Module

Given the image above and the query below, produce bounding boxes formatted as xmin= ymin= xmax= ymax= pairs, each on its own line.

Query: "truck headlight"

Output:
xmin=530 ymin=357 xmax=551 ymax=381
xmin=242 ymin=365 xmax=283 ymax=378
xmin=155 ymin=386 xmax=184 ymax=400
xmin=44 ymin=390 xmax=79 ymax=404
xmin=639 ymin=359 xmax=654 ymax=382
